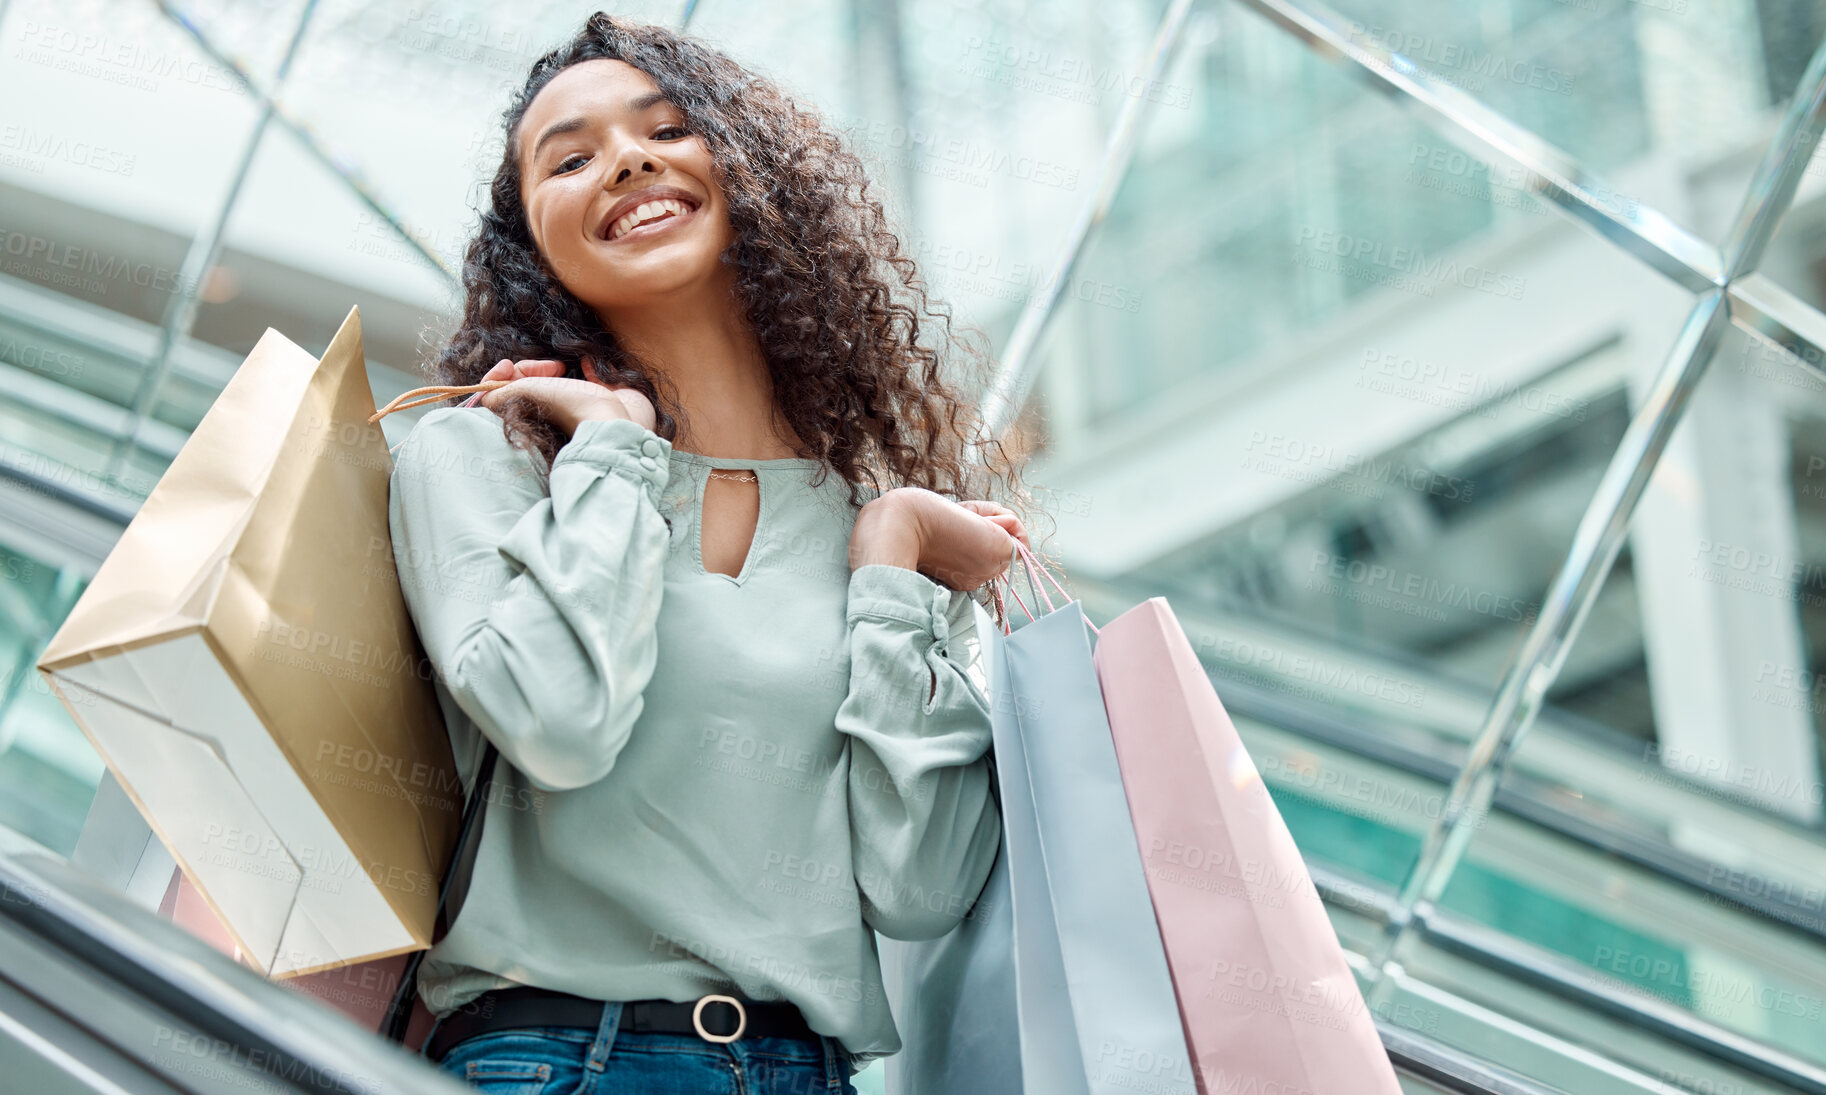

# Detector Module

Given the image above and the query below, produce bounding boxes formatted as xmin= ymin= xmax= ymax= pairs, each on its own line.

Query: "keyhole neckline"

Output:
xmin=691 ymin=460 xmax=767 ymax=586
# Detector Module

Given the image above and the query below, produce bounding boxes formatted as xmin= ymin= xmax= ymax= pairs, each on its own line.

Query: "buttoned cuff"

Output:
xmin=848 ymin=564 xmax=955 ymax=646
xmin=554 ymin=416 xmax=672 ymax=501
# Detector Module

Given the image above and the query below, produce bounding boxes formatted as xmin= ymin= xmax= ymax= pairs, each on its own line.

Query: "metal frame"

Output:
xmin=976 ymin=0 xmax=1199 ymax=449
xmin=6 ymin=0 xmax=1823 ymax=1084
xmin=102 ymin=0 xmax=321 ymax=482
xmin=1309 ymin=864 xmax=1826 ymax=1095
xmin=953 ymin=0 xmax=1826 ymax=1077
xmin=1191 ymin=0 xmax=1826 ymax=990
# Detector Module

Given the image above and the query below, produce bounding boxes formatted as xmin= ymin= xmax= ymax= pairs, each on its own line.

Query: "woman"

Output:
xmin=388 ymin=12 xmax=1043 ymax=1093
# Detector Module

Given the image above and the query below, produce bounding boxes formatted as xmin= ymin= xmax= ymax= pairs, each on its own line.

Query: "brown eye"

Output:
xmin=553 ymin=153 xmax=589 ymax=175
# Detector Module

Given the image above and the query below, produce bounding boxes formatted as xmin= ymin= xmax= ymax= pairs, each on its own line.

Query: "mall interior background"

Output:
xmin=2 ymin=0 xmax=1826 ymax=1091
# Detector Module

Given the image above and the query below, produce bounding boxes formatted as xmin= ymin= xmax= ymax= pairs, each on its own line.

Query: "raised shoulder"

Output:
xmin=391 ymin=405 xmax=545 ymax=499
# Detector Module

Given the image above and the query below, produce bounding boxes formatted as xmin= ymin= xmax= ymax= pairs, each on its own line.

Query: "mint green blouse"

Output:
xmin=386 ymin=406 xmax=1002 ymax=1069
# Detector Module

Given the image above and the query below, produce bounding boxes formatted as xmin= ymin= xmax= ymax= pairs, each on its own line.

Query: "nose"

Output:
xmin=604 ymin=135 xmax=661 ymax=189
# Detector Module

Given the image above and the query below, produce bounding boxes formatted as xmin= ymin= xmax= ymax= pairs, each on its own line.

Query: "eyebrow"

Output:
xmin=527 ymin=91 xmax=673 ymax=165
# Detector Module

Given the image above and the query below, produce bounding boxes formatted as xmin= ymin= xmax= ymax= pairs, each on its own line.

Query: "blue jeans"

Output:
xmin=421 ymin=1002 xmax=861 ymax=1094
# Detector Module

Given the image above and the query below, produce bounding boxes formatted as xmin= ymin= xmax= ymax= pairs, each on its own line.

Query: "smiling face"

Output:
xmin=515 ymin=58 xmax=734 ymax=319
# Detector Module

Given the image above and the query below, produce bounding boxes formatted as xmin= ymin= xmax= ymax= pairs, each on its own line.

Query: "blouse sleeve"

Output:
xmin=837 ymin=563 xmax=1002 ymax=941
xmin=388 ymin=406 xmax=673 ymax=793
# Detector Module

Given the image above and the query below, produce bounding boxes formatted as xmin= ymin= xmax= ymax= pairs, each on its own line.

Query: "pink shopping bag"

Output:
xmin=160 ymin=865 xmax=440 ymax=1050
xmin=1092 ymin=596 xmax=1401 ymax=1095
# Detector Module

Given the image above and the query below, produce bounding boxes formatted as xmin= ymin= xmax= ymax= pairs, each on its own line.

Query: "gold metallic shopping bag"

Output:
xmin=40 ymin=307 xmax=461 ymax=978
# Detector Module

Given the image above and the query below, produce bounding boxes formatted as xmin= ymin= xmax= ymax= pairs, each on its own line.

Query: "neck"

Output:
xmin=600 ymin=273 xmax=805 ymax=460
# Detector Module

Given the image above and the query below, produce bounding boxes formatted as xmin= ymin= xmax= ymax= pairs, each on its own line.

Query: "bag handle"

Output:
xmin=987 ymin=538 xmax=1100 ymax=638
xmin=370 ymin=383 xmax=503 ymax=456
xmin=369 ymin=381 xmax=506 ymax=423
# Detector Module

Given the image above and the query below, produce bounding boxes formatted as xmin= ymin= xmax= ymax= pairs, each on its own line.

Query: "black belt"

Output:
xmin=424 ymin=985 xmax=820 ymax=1063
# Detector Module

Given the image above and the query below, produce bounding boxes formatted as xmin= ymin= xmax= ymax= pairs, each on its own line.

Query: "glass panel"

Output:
xmin=163 ymin=0 xmax=314 ymax=88
xmin=1029 ymin=5 xmax=1690 ymax=821
xmin=195 ymin=120 xmax=457 ymax=422
xmin=0 ymin=547 xmax=94 ymax=858
xmin=821 ymin=0 xmax=1171 ymax=349
xmin=0 ymin=0 xmax=260 ymax=326
xmin=1390 ymin=320 xmax=1826 ymax=1082
xmin=0 ymin=0 xmax=269 ymax=498
xmin=1760 ymin=135 xmax=1826 ymax=318
xmin=1307 ymin=0 xmax=1825 ymax=249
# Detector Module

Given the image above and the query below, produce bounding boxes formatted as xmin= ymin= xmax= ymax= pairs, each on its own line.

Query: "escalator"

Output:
xmin=0 ymin=262 xmax=1823 ymax=1094
xmin=2 ymin=0 xmax=1826 ymax=1086
xmin=0 ymin=820 xmax=1578 ymax=1095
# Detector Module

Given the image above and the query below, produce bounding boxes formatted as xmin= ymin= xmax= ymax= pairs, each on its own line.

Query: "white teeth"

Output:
xmin=610 ymin=198 xmax=691 ymax=240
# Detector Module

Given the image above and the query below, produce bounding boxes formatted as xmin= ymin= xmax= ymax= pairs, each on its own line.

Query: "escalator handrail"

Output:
xmin=1311 ymin=863 xmax=1826 ymax=1095
xmin=0 ymin=829 xmax=463 ymax=1094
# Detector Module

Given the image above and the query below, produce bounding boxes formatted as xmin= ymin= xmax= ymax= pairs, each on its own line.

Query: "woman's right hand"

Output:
xmin=477 ymin=357 xmax=656 ymax=436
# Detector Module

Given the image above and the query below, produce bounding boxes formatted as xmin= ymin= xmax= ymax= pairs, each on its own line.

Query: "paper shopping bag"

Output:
xmin=1001 ymin=592 xmax=1197 ymax=1095
xmin=159 ymin=860 xmax=441 ymax=1049
xmin=883 ymin=546 xmax=1198 ymax=1095
xmin=879 ymin=604 xmax=1022 ymax=1095
xmin=77 ymin=758 xmax=442 ymax=1047
xmin=1095 ymin=597 xmax=1401 ymax=1095
xmin=39 ymin=306 xmax=462 ymax=978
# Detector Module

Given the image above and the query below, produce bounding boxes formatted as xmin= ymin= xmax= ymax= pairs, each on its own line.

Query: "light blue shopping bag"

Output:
xmin=881 ymin=546 xmax=1197 ymax=1095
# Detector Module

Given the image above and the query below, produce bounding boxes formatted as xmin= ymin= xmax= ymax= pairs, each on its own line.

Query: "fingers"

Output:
xmin=478 ymin=375 xmax=553 ymax=411
xmin=476 ymin=377 xmax=522 ymax=411
xmin=953 ymin=499 xmax=1031 ymax=556
xmin=989 ymin=514 xmax=1031 ymax=550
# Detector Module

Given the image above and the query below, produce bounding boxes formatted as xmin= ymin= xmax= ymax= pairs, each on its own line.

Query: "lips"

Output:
xmin=597 ymin=185 xmax=702 ymax=243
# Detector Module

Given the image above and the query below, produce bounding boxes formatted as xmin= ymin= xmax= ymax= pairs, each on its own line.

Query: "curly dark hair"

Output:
xmin=420 ymin=11 xmax=1053 ymax=613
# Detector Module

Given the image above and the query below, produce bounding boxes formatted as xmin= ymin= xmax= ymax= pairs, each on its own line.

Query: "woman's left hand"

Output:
xmin=851 ymin=487 xmax=1030 ymax=592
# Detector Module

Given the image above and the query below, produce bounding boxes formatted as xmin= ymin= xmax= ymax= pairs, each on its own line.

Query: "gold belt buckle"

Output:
xmin=692 ymin=993 xmax=747 ymax=1043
